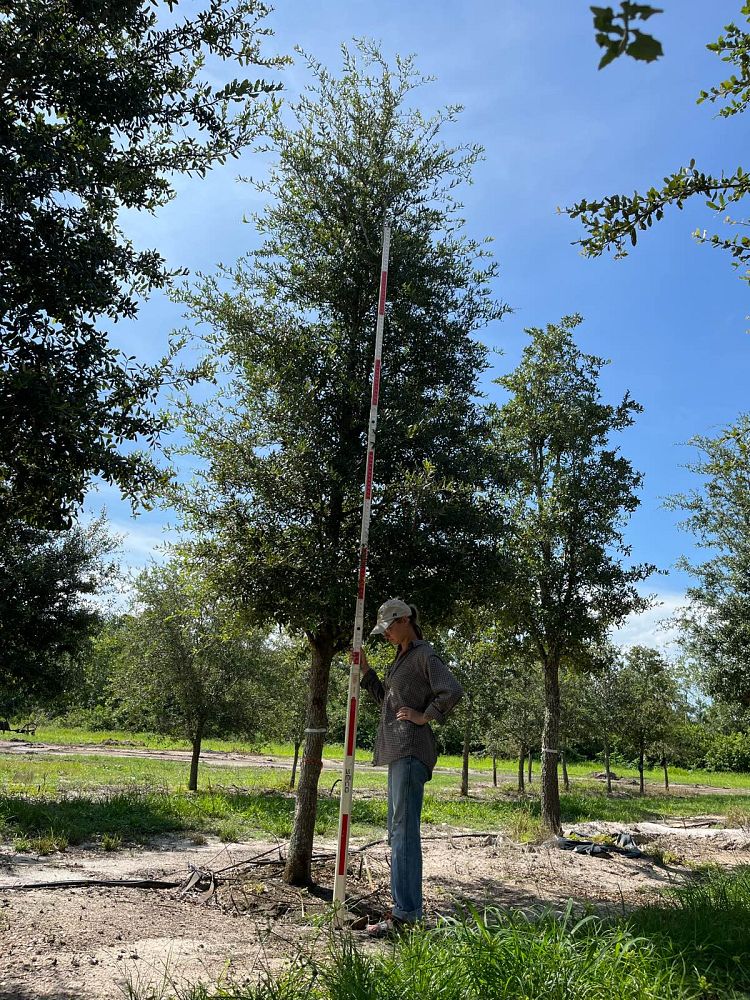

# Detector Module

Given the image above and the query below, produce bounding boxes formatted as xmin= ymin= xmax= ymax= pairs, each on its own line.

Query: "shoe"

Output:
xmin=365 ymin=916 xmax=409 ymax=938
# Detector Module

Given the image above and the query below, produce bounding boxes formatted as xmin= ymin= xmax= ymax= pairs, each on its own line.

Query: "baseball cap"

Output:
xmin=370 ymin=598 xmax=414 ymax=636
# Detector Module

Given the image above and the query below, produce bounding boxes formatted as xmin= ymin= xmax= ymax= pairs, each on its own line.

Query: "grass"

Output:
xmin=120 ymin=868 xmax=750 ymax=1000
xmin=2 ymin=750 xmax=750 ymax=851
xmin=17 ymin=725 xmax=750 ymax=790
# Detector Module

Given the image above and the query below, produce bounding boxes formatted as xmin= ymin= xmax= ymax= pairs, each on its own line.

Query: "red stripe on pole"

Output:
xmin=364 ymin=449 xmax=375 ymax=499
xmin=372 ymin=358 xmax=381 ymax=406
xmin=378 ymin=271 xmax=388 ymax=315
xmin=352 ymin=650 xmax=361 ymax=667
xmin=337 ymin=815 xmax=349 ymax=876
xmin=357 ymin=546 xmax=367 ymax=598
xmin=346 ymin=697 xmax=358 ymax=756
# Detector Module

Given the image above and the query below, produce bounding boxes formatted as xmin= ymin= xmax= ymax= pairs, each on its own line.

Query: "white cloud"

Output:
xmin=610 ymin=591 xmax=687 ymax=652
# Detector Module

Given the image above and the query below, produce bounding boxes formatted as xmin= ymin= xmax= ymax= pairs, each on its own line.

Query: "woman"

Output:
xmin=359 ymin=598 xmax=463 ymax=936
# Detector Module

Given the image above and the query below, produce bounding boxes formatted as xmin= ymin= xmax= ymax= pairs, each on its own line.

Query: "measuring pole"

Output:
xmin=333 ymin=221 xmax=391 ymax=920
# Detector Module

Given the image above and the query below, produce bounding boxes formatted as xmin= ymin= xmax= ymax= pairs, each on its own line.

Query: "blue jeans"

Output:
xmin=387 ymin=756 xmax=430 ymax=922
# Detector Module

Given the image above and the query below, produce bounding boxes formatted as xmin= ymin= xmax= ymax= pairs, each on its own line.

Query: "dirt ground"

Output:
xmin=2 ymin=741 xmax=750 ymax=999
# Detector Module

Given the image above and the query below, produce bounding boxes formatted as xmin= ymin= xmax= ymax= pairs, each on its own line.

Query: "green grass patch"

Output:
xmin=23 ymin=726 xmax=750 ymax=789
xmin=3 ymin=751 xmax=750 ymax=851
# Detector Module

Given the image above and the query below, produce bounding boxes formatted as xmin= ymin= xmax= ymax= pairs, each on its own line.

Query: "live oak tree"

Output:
xmin=484 ymin=658 xmax=545 ymax=794
xmin=0 ymin=516 xmax=118 ymax=713
xmin=668 ymin=415 xmax=750 ymax=707
xmin=490 ymin=316 xmax=654 ymax=833
xmin=0 ymin=0 xmax=283 ymax=529
xmin=173 ymin=42 xmax=507 ymax=884
xmin=618 ymin=645 xmax=681 ymax=794
xmin=568 ymin=3 xmax=750 ymax=284
xmin=437 ymin=607 xmax=508 ymax=797
xmin=123 ymin=559 xmax=273 ymax=791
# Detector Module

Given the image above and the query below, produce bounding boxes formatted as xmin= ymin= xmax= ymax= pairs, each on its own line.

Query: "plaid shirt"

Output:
xmin=361 ymin=639 xmax=463 ymax=775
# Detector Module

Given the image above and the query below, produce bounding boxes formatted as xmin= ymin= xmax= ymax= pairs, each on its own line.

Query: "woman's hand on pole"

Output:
xmin=396 ymin=706 xmax=428 ymax=726
xmin=352 ymin=648 xmax=370 ymax=676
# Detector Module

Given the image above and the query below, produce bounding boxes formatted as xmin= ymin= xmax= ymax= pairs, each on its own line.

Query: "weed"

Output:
xmin=101 ymin=831 xmax=122 ymax=851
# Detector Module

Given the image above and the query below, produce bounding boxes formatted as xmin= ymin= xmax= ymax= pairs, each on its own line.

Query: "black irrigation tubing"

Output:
xmin=0 ymin=878 xmax=184 ymax=892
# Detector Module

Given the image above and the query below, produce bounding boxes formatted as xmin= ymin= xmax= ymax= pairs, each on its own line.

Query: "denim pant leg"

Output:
xmin=388 ymin=756 xmax=429 ymax=922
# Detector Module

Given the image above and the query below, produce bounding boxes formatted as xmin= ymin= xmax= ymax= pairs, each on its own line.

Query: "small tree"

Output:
xmin=439 ymin=608 xmax=508 ymax=796
xmin=485 ymin=659 xmax=545 ymax=794
xmin=123 ymin=560 xmax=273 ymax=791
xmin=175 ymin=43 xmax=506 ymax=883
xmin=618 ymin=646 xmax=680 ymax=795
xmin=490 ymin=316 xmax=655 ymax=833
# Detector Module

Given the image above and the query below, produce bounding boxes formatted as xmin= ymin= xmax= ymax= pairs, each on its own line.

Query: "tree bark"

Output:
xmin=540 ymin=657 xmax=562 ymax=835
xmin=517 ymin=747 xmax=525 ymax=792
xmin=662 ymin=755 xmax=669 ymax=793
xmin=638 ymin=736 xmax=645 ymax=796
xmin=284 ymin=631 xmax=334 ymax=886
xmin=527 ymin=750 xmax=533 ymax=784
xmin=460 ymin=694 xmax=473 ymax=797
xmin=290 ymin=739 xmax=301 ymax=790
xmin=561 ymin=749 xmax=570 ymax=792
xmin=188 ymin=718 xmax=205 ymax=792
xmin=492 ymin=755 xmax=497 ymax=788
xmin=604 ymin=738 xmax=612 ymax=796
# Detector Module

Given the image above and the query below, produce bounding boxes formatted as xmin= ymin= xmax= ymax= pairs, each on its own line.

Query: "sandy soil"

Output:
xmin=1 ymin=741 xmax=750 ymax=998
xmin=1 ymin=819 xmax=749 ymax=1000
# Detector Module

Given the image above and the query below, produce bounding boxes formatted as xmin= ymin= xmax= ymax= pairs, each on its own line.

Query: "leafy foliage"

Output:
xmin=669 ymin=415 xmax=750 ymax=706
xmin=0 ymin=0 xmax=284 ymax=528
xmin=122 ymin=559 xmax=277 ymax=788
xmin=175 ymin=41 xmax=507 ymax=645
xmin=591 ymin=4 xmax=664 ymax=70
xmin=569 ymin=4 xmax=750 ymax=282
xmin=490 ymin=315 xmax=655 ymax=829
xmin=0 ymin=516 xmax=118 ymax=711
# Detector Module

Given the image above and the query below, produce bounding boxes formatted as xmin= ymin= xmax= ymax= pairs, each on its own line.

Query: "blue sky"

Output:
xmin=90 ymin=0 xmax=750 ymax=646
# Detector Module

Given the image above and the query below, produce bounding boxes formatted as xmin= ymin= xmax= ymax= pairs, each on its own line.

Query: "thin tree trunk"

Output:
xmin=540 ymin=657 xmax=562 ymax=835
xmin=460 ymin=694 xmax=473 ymax=797
xmin=604 ymin=738 xmax=612 ymax=795
xmin=188 ymin=719 xmax=205 ymax=793
xmin=290 ymin=739 xmax=301 ymax=790
xmin=527 ymin=750 xmax=533 ymax=784
xmin=662 ymin=755 xmax=669 ymax=793
xmin=492 ymin=755 xmax=497 ymax=788
xmin=561 ymin=749 xmax=570 ymax=792
xmin=284 ymin=631 xmax=334 ymax=886
xmin=517 ymin=747 xmax=525 ymax=793
xmin=638 ymin=736 xmax=645 ymax=796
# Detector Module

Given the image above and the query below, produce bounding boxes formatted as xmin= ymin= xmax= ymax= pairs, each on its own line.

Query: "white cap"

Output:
xmin=370 ymin=598 xmax=414 ymax=637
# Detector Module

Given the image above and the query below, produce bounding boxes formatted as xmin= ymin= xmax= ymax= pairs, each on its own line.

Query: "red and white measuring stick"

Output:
xmin=333 ymin=221 xmax=391 ymax=920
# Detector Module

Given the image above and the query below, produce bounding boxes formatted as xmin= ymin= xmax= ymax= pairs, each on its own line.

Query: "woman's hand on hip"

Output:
xmin=396 ymin=707 xmax=428 ymax=726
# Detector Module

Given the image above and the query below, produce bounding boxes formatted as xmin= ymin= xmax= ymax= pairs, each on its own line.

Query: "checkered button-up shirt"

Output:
xmin=360 ymin=639 xmax=463 ymax=775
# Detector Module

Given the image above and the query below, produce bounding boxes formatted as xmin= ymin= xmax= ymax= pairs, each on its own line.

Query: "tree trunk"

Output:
xmin=638 ymin=736 xmax=645 ymax=796
xmin=527 ymin=750 xmax=533 ymax=784
xmin=188 ymin=719 xmax=205 ymax=792
xmin=561 ymin=749 xmax=570 ymax=792
xmin=604 ymin=738 xmax=612 ymax=796
xmin=492 ymin=755 xmax=497 ymax=788
xmin=460 ymin=694 xmax=473 ymax=797
xmin=662 ymin=755 xmax=669 ymax=793
xmin=517 ymin=747 xmax=525 ymax=793
xmin=540 ymin=657 xmax=562 ymax=835
xmin=284 ymin=631 xmax=334 ymax=886
xmin=290 ymin=739 xmax=301 ymax=790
